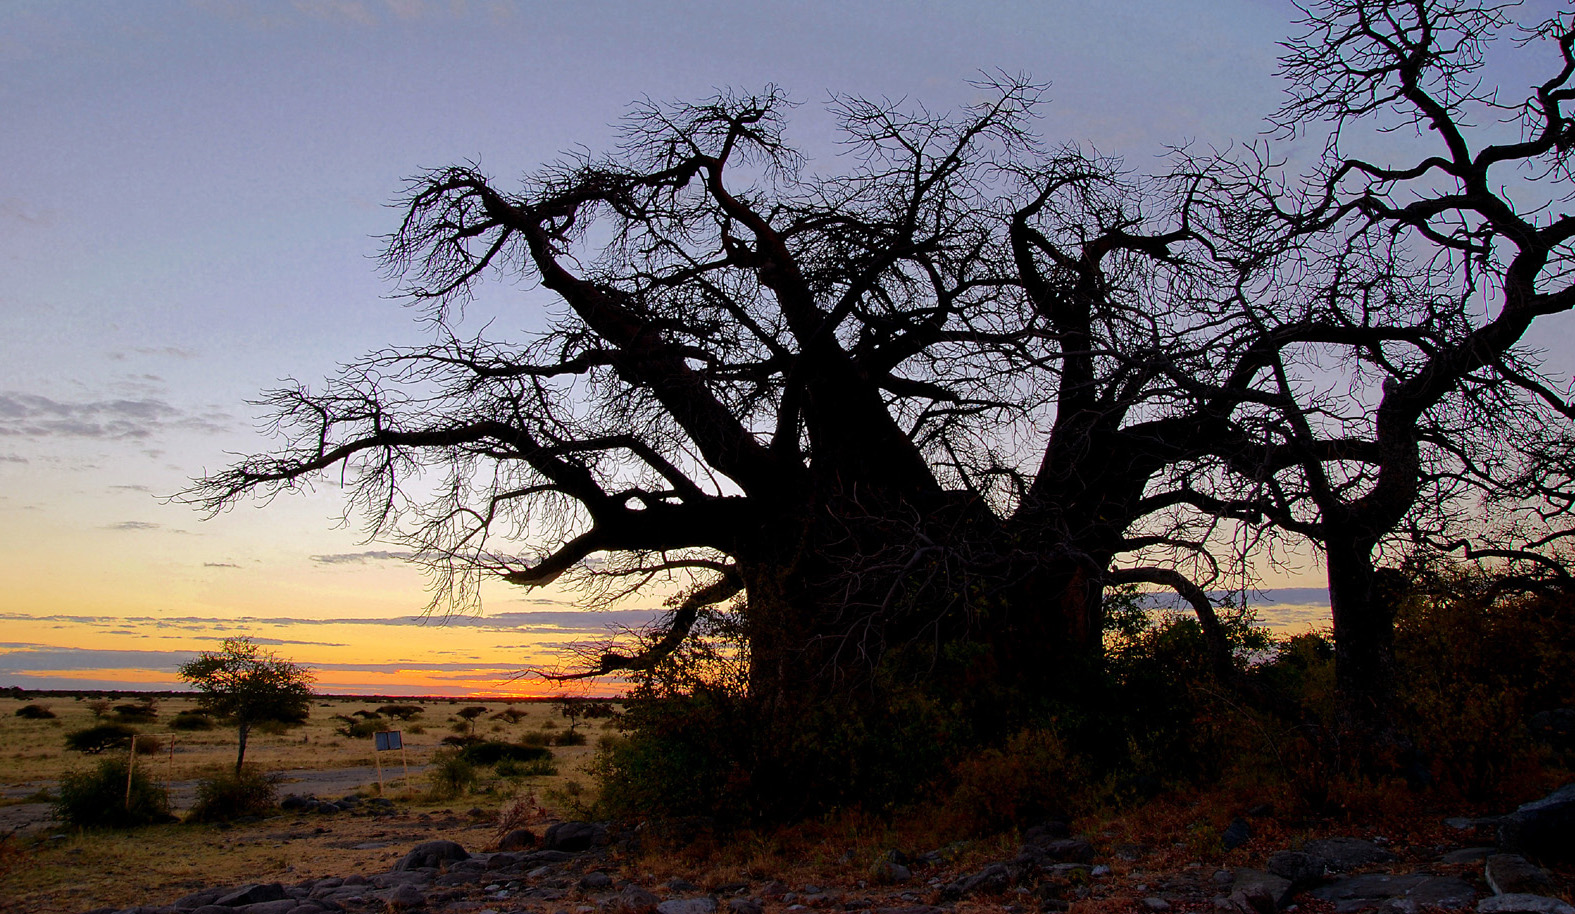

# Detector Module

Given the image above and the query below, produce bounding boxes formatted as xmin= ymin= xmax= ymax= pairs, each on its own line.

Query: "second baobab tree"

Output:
xmin=178 ymin=638 xmax=314 ymax=774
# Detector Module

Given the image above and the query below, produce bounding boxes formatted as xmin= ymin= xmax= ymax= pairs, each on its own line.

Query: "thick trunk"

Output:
xmin=1324 ymin=542 xmax=1403 ymax=758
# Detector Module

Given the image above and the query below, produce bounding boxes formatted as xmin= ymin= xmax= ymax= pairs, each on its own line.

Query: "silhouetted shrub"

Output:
xmin=14 ymin=704 xmax=55 ymax=719
xmin=53 ymin=757 xmax=170 ymax=828
xmin=458 ymin=741 xmax=552 ymax=766
xmin=495 ymin=756 xmax=557 ymax=778
xmin=64 ymin=724 xmax=138 ymax=755
xmin=551 ymin=729 xmax=587 ymax=747
xmin=377 ymin=704 xmax=424 ymax=720
xmin=169 ymin=711 xmax=215 ymax=731
xmin=187 ymin=768 xmax=280 ymax=822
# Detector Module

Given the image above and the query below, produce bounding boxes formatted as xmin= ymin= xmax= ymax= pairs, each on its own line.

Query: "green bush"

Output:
xmin=425 ymin=749 xmax=478 ymax=799
xmin=15 ymin=704 xmax=55 ymax=719
xmin=335 ymin=716 xmax=384 ymax=739
xmin=53 ymin=757 xmax=171 ymax=828
xmin=187 ymin=768 xmax=280 ymax=822
xmin=496 ymin=756 xmax=558 ymax=778
xmin=169 ymin=711 xmax=215 ymax=731
xmin=457 ymin=741 xmax=552 ymax=766
xmin=64 ymin=723 xmax=138 ymax=755
xmin=551 ymin=729 xmax=587 ymax=747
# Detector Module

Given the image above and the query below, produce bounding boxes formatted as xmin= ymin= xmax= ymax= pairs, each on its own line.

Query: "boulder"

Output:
xmin=1500 ymin=784 xmax=1575 ymax=861
xmin=606 ymin=885 xmax=663 ymax=914
xmin=1478 ymin=895 xmax=1575 ymax=914
xmin=1301 ymin=837 xmax=1396 ymax=872
xmin=1266 ymin=851 xmax=1324 ymax=885
xmin=1308 ymin=873 xmax=1474 ymax=913
xmin=215 ymin=884 xmax=288 ymax=906
xmin=728 ymin=899 xmax=763 ymax=914
xmin=498 ymin=827 xmax=537 ymax=851
xmin=1486 ymin=854 xmax=1556 ymax=896
xmin=1223 ymin=818 xmax=1252 ymax=851
xmin=1231 ymin=868 xmax=1292 ymax=909
xmin=545 ymin=820 xmax=610 ymax=852
xmin=393 ymin=839 xmax=470 ymax=871
xmin=385 ymin=884 xmax=426 ymax=910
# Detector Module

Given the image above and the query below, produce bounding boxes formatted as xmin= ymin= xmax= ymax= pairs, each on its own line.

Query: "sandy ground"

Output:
xmin=0 ymin=763 xmax=427 ymax=836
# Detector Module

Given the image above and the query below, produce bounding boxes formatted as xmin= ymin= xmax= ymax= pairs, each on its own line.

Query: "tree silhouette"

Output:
xmin=178 ymin=638 xmax=314 ymax=774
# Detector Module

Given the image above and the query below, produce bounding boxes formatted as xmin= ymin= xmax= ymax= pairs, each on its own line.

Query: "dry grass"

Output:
xmin=0 ymin=694 xmax=607 ymax=795
xmin=0 ymin=694 xmax=613 ymax=913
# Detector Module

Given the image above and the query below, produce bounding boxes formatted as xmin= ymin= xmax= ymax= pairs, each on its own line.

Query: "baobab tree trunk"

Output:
xmin=1324 ymin=541 xmax=1404 ymax=763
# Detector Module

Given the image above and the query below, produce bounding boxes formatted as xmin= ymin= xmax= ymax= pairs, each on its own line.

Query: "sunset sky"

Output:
xmin=0 ymin=0 xmax=1440 ymax=695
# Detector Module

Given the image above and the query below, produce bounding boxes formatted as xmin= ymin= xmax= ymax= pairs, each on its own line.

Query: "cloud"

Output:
xmin=203 ymin=562 xmax=240 ymax=568
xmin=0 ymin=391 xmax=231 ymax=440
xmin=311 ymin=550 xmax=415 ymax=565
xmin=0 ymin=453 xmax=26 ymax=464
xmin=1134 ymin=587 xmax=1330 ymax=610
xmin=110 ymin=484 xmax=153 ymax=492
xmin=105 ymin=520 xmax=161 ymax=531
xmin=0 ymin=646 xmax=194 ymax=673
xmin=0 ymin=607 xmax=663 ymax=637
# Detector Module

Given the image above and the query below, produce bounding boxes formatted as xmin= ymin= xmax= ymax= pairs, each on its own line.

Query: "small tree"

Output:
xmin=178 ymin=638 xmax=314 ymax=774
xmin=455 ymin=705 xmax=488 ymax=738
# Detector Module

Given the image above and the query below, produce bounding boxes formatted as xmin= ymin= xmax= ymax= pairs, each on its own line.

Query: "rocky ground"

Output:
xmin=68 ymin=784 xmax=1575 ymax=914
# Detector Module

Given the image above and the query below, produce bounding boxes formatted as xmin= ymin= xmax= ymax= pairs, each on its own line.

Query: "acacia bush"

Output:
xmin=425 ymin=749 xmax=478 ymax=799
xmin=458 ymin=741 xmax=552 ymax=766
xmin=64 ymin=723 xmax=138 ymax=755
xmin=53 ymin=757 xmax=171 ymax=829
xmin=169 ymin=710 xmax=215 ymax=731
xmin=187 ymin=768 xmax=280 ymax=822
xmin=14 ymin=704 xmax=55 ymax=719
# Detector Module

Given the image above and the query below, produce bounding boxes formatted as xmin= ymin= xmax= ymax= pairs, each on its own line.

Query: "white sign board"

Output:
xmin=374 ymin=730 xmax=403 ymax=751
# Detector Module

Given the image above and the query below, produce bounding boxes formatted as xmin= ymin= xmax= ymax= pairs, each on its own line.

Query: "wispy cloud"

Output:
xmin=105 ymin=520 xmax=161 ymax=531
xmin=203 ymin=562 xmax=240 ymax=568
xmin=311 ymin=550 xmax=415 ymax=565
xmin=0 ymin=608 xmax=663 ymax=637
xmin=0 ymin=391 xmax=231 ymax=440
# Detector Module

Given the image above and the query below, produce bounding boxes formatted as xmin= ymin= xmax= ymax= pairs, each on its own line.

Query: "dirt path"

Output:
xmin=0 ymin=763 xmax=428 ymax=836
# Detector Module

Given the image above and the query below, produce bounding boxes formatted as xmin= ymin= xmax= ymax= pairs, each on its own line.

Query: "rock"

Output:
xmin=1500 ymin=784 xmax=1575 ymax=861
xmin=1223 ymin=818 xmax=1252 ymax=851
xmin=943 ymin=863 xmax=1014 ymax=899
xmin=728 ymin=900 xmax=763 ymax=914
xmin=1442 ymin=847 xmax=1498 ymax=864
xmin=1479 ymin=895 xmax=1575 ymax=913
xmin=869 ymin=859 xmax=911 ymax=884
xmin=1302 ymin=837 xmax=1397 ymax=872
xmin=1308 ymin=873 xmax=1474 ymax=913
xmin=1025 ymin=822 xmax=1071 ymax=844
xmin=173 ymin=888 xmax=225 ymax=909
xmin=1231 ymin=868 xmax=1292 ymax=909
xmin=385 ymin=884 xmax=426 ymax=909
xmin=545 ymin=821 xmax=610 ymax=852
xmin=1266 ymin=851 xmax=1324 ymax=885
xmin=668 ymin=878 xmax=701 ymax=893
xmin=657 ymin=899 xmax=718 ymax=914
xmin=215 ymin=884 xmax=288 ymax=906
xmin=1040 ymin=838 xmax=1096 ymax=863
xmin=393 ymin=839 xmax=470 ymax=871
xmin=1143 ymin=898 xmax=1171 ymax=911
xmin=229 ymin=902 xmax=296 ymax=914
xmin=582 ymin=871 xmax=616 ymax=890
xmin=1486 ymin=855 xmax=1556 ymax=896
xmin=498 ymin=827 xmax=537 ymax=851
xmin=606 ymin=885 xmax=663 ymax=914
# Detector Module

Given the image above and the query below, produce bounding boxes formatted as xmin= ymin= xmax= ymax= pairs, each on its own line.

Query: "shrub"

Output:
xmin=335 ymin=717 xmax=384 ymax=739
xmin=64 ymin=723 xmax=138 ymax=755
xmin=496 ymin=757 xmax=557 ymax=778
xmin=14 ymin=704 xmax=55 ymax=719
xmin=169 ymin=711 xmax=215 ymax=731
xmin=551 ymin=729 xmax=588 ymax=747
xmin=352 ymin=709 xmax=382 ymax=719
xmin=518 ymin=730 xmax=550 ymax=748
xmin=458 ymin=741 xmax=553 ymax=766
xmin=113 ymin=703 xmax=157 ymax=723
xmin=187 ymin=768 xmax=280 ymax=822
xmin=490 ymin=707 xmax=528 ymax=724
xmin=425 ymin=749 xmax=478 ymax=799
xmin=377 ymin=704 xmax=424 ymax=720
xmin=53 ymin=757 xmax=171 ymax=828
